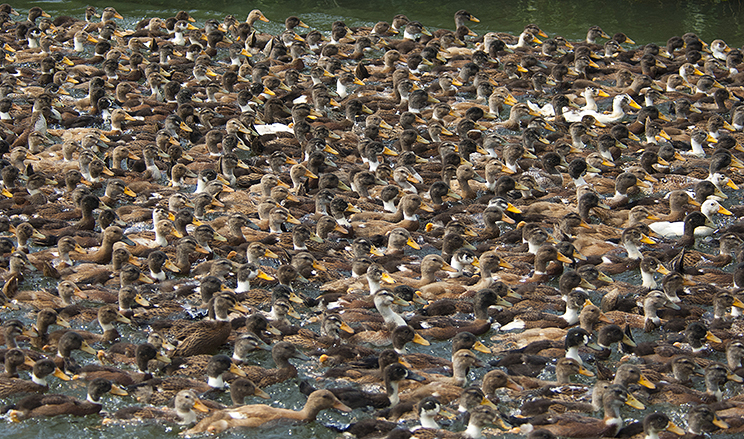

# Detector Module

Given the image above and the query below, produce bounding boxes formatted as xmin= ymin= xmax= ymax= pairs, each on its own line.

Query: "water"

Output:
xmin=7 ymin=0 xmax=744 ymax=46
xmin=3 ymin=0 xmax=744 ymax=437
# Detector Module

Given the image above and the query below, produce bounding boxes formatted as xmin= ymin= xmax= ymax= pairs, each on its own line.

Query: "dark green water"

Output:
xmin=13 ymin=0 xmax=744 ymax=45
xmin=2 ymin=0 xmax=743 ymax=438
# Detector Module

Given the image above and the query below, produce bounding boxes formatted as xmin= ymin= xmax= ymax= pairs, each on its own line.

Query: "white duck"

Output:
xmin=649 ymin=199 xmax=731 ymax=237
xmin=563 ymin=93 xmax=641 ymax=124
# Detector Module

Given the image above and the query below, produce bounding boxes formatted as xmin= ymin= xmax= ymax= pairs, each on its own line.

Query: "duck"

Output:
xmin=409 ymin=405 xmax=503 ymax=439
xmin=0 ymin=358 xmax=70 ymax=398
xmin=300 ymin=362 xmax=425 ymax=409
xmin=238 ymin=341 xmax=309 ymax=388
xmin=107 ymin=389 xmax=210 ymax=425
xmin=6 ymin=378 xmax=127 ymax=421
xmin=183 ymin=389 xmax=351 ymax=435
xmin=516 ymin=384 xmax=645 ymax=438
xmin=649 ymin=199 xmax=731 ymax=238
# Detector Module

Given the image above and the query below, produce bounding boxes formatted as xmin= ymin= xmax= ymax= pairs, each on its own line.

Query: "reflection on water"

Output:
xmin=2 ymin=0 xmax=744 ymax=438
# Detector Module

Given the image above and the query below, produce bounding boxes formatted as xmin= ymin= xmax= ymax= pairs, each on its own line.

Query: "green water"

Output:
xmin=11 ymin=0 xmax=744 ymax=45
xmin=2 ymin=0 xmax=744 ymax=438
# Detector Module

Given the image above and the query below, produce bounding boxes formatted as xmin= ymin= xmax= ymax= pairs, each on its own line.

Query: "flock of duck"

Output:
xmin=1 ymin=3 xmax=744 ymax=439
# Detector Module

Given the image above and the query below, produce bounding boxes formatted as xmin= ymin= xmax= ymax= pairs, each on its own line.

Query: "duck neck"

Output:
xmin=603 ymin=401 xmax=624 ymax=433
xmin=583 ymin=95 xmax=598 ymax=112
xmin=383 ymin=199 xmax=397 ymax=213
xmin=236 ymin=279 xmax=250 ymax=293
xmin=641 ymin=269 xmax=657 ymax=289
xmin=419 ymin=412 xmax=439 ymax=429
xmin=566 ymin=346 xmax=582 ymax=364
xmin=269 ymin=218 xmax=284 ymax=234
xmin=368 ymin=277 xmax=382 ymax=294
xmin=293 ymin=236 xmax=308 ymax=251
xmin=562 ymin=307 xmax=579 ymax=325
xmin=30 ymin=372 xmax=48 ymax=386
xmin=556 ymin=366 xmax=572 ymax=384
xmin=464 ymin=420 xmax=483 ymax=439
xmin=377 ymin=303 xmax=406 ymax=328
xmin=386 ymin=379 xmax=400 ymax=407
xmin=452 ymin=361 xmax=470 ymax=386
xmin=421 ymin=266 xmax=439 ymax=285
xmin=610 ymin=97 xmax=625 ymax=117
xmin=728 ymin=350 xmax=743 ymax=370
xmin=207 ymin=374 xmax=226 ymax=389
xmin=690 ymin=138 xmax=706 ymax=156
xmin=154 ymin=229 xmax=168 ymax=247
xmin=624 ymin=241 xmax=643 ymax=260
xmin=177 ymin=408 xmax=197 ymax=425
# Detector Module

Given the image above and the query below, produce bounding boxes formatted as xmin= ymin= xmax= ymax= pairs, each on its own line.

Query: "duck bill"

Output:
xmin=257 ymin=270 xmax=275 ymax=281
xmin=406 ymin=237 xmax=421 ymax=250
xmin=254 ymin=387 xmax=271 ymax=399
xmin=718 ymin=205 xmax=733 ymax=215
xmin=506 ymin=379 xmax=523 ymax=391
xmin=109 ymin=384 xmax=129 ymax=396
xmin=287 ymin=292 xmax=303 ymax=304
xmin=656 ymin=265 xmax=671 ymax=275
xmin=732 ymin=297 xmax=744 ymax=309
xmin=638 ymin=374 xmax=656 ymax=389
xmin=496 ymin=297 xmax=513 ymax=308
xmin=473 ymin=340 xmax=491 ymax=354
xmin=578 ymin=365 xmax=595 ymax=377
xmin=332 ymin=400 xmax=352 ymax=412
xmin=713 ymin=416 xmax=729 ymax=429
xmin=116 ymin=314 xmax=132 ymax=324
xmin=138 ymin=273 xmax=155 ymax=284
xmin=369 ymin=245 xmax=384 ymax=256
xmin=53 ymin=367 xmax=71 ymax=381
xmin=412 ymin=333 xmax=430 ymax=346
xmin=155 ymin=353 xmax=172 ymax=364
xmin=556 ymin=252 xmax=573 ymax=263
xmin=727 ymin=179 xmax=739 ymax=190
xmin=232 ymin=303 xmax=251 ymax=313
xmin=381 ymin=272 xmax=396 ymax=284
xmin=706 ymin=331 xmax=722 ymax=343
xmin=411 ymin=291 xmax=428 ymax=305
xmin=499 ymin=260 xmax=514 ymax=269
xmin=579 ymin=279 xmax=596 ymax=290
xmin=622 ymin=334 xmax=637 ymax=347
xmin=598 ymin=313 xmax=613 ymax=324
xmin=229 ymin=363 xmax=247 ymax=377
xmin=80 ymin=341 xmax=97 ymax=355
xmin=164 ymin=260 xmax=181 ymax=273
xmin=194 ymin=244 xmax=211 ymax=254
xmin=193 ymin=399 xmax=210 ymax=413
xmin=506 ymin=203 xmax=522 ymax=213
xmin=287 ymin=307 xmax=301 ymax=319
xmin=624 ymin=394 xmax=645 ymax=409
xmin=56 ymin=317 xmax=71 ymax=328
xmin=339 ymin=321 xmax=355 ymax=334
xmin=267 ymin=325 xmax=281 ymax=335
